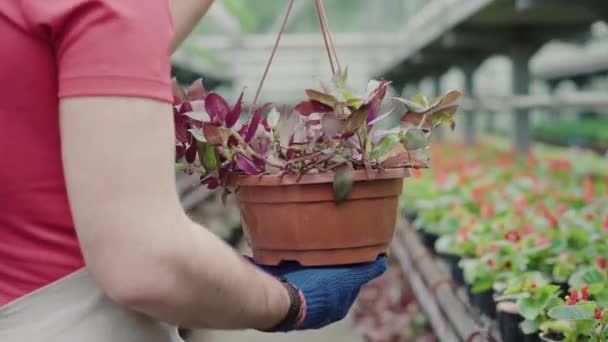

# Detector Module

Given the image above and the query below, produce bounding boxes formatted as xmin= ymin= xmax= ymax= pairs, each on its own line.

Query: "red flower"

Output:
xmin=489 ymin=244 xmax=500 ymax=253
xmin=581 ymin=286 xmax=590 ymax=301
xmin=565 ymin=289 xmax=579 ymax=305
xmin=530 ymin=283 xmax=537 ymax=288
xmin=556 ymin=203 xmax=569 ymax=216
xmin=504 ymin=230 xmax=521 ymax=243
xmin=603 ymin=215 xmax=608 ymax=231
xmin=595 ymin=307 xmax=603 ymax=320
xmin=486 ymin=258 xmax=494 ymax=267
xmin=583 ymin=177 xmax=595 ymax=204
xmin=585 ymin=212 xmax=595 ymax=221
xmin=597 ymin=256 xmax=607 ymax=270
xmin=536 ymin=235 xmax=552 ymax=247
xmin=481 ymin=204 xmax=495 ymax=219
xmin=539 ymin=203 xmax=558 ymax=228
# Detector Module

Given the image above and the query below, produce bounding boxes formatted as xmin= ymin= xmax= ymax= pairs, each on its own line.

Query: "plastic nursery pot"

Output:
xmin=539 ymin=332 xmax=565 ymax=342
xmin=232 ymin=168 xmax=409 ymax=266
xmin=437 ymin=252 xmax=465 ymax=285
xmin=417 ymin=230 xmax=439 ymax=252
xmin=496 ymin=301 xmax=541 ymax=342
xmin=468 ymin=287 xmax=497 ymax=319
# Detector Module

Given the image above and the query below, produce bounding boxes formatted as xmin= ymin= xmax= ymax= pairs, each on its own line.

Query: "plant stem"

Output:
xmin=230 ymin=131 xmax=284 ymax=169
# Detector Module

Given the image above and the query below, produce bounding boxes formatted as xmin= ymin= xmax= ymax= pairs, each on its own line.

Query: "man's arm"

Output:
xmin=170 ymin=0 xmax=215 ymax=53
xmin=60 ymin=96 xmax=289 ymax=330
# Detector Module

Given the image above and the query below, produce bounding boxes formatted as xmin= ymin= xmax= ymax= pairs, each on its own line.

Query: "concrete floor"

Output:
xmin=189 ymin=313 xmax=363 ymax=342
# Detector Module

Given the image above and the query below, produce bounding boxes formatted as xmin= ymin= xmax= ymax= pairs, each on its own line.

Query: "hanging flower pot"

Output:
xmin=172 ymin=0 xmax=462 ymax=266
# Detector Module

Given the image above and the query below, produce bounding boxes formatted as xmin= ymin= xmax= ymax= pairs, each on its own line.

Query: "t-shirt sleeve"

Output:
xmin=23 ymin=0 xmax=175 ymax=102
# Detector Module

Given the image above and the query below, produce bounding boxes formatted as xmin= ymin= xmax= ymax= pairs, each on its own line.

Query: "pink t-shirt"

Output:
xmin=0 ymin=0 xmax=174 ymax=305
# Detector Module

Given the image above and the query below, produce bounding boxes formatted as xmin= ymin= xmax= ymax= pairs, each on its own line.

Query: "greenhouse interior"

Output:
xmin=173 ymin=1 xmax=608 ymax=341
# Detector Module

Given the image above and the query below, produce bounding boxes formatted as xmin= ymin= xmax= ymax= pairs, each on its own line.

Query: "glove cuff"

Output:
xmin=261 ymin=276 xmax=306 ymax=332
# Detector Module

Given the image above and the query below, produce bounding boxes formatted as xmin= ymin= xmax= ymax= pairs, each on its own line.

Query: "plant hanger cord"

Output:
xmin=250 ymin=0 xmax=342 ymax=111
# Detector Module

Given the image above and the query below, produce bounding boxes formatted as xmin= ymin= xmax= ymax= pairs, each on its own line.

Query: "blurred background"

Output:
xmin=173 ymin=1 xmax=608 ymax=341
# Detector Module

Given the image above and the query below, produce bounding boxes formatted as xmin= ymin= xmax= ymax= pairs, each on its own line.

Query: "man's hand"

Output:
xmin=257 ymin=256 xmax=388 ymax=331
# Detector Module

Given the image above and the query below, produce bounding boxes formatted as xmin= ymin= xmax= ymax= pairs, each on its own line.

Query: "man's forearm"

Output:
xmin=171 ymin=0 xmax=215 ymax=53
xmin=122 ymin=215 xmax=290 ymax=330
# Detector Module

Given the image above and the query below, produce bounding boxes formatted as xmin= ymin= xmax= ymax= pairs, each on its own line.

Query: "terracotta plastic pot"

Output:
xmin=232 ymin=168 xmax=409 ymax=266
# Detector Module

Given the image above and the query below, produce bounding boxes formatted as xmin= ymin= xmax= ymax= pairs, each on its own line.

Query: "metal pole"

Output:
xmin=462 ymin=64 xmax=477 ymax=146
xmin=511 ymin=46 xmax=534 ymax=155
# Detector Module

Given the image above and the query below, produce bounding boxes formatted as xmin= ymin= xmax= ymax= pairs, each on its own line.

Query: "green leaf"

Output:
xmin=333 ymin=166 xmax=353 ymax=204
xmin=188 ymin=128 xmax=207 ymax=142
xmin=519 ymin=319 xmax=540 ymax=334
xmin=594 ymin=288 xmax=608 ymax=307
xmin=411 ymin=94 xmax=429 ymax=108
xmin=197 ymin=142 xmax=219 ymax=173
xmin=471 ymin=276 xmax=494 ymax=293
xmin=305 ymin=89 xmax=337 ymax=107
xmin=345 ymin=108 xmax=368 ymax=133
xmin=403 ymin=129 xmax=428 ymax=150
xmin=391 ymin=97 xmax=428 ymax=113
xmin=370 ymin=134 xmax=401 ymax=160
xmin=184 ymin=111 xmax=211 ymax=122
xmin=548 ymin=305 xmax=594 ymax=320
xmin=266 ymin=108 xmax=280 ymax=129
xmin=569 ymin=267 xmax=606 ymax=286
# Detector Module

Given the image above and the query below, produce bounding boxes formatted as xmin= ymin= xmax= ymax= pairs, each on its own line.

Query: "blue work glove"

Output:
xmin=256 ymin=256 xmax=387 ymax=331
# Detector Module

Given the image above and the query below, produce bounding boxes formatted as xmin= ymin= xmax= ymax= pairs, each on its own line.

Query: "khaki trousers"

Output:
xmin=0 ymin=268 xmax=184 ymax=342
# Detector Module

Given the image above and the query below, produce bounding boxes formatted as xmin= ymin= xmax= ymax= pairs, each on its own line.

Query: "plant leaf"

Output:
xmin=548 ymin=305 xmax=594 ymax=320
xmin=404 ymin=129 xmax=428 ymax=150
xmin=205 ymin=93 xmax=231 ymax=122
xmin=392 ymin=97 xmax=428 ymax=113
xmin=294 ymin=100 xmax=334 ymax=116
xmin=305 ymin=89 xmax=337 ymax=107
xmin=411 ymin=94 xmax=429 ymax=108
xmin=235 ymin=153 xmax=263 ymax=175
xmin=333 ymin=165 xmax=353 ymax=204
xmin=202 ymin=123 xmax=227 ymax=145
xmin=370 ymin=133 xmax=400 ymax=160
xmin=246 ymin=103 xmax=272 ymax=142
xmin=519 ymin=319 xmax=539 ymax=334
xmin=185 ymin=142 xmax=197 ymax=163
xmin=188 ymin=128 xmax=206 ymax=142
xmin=345 ymin=108 xmax=368 ymax=133
xmin=225 ymin=91 xmax=244 ymax=128
xmin=184 ymin=111 xmax=211 ymax=122
xmin=321 ymin=115 xmax=345 ymax=138
xmin=186 ymin=78 xmax=206 ymax=100
xmin=197 ymin=142 xmax=219 ymax=172
xmin=266 ymin=107 xmax=280 ymax=129
xmin=439 ymin=90 xmax=464 ymax=106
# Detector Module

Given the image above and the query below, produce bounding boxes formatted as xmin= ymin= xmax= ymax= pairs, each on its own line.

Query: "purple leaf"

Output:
xmin=187 ymin=79 xmax=206 ymax=100
xmin=225 ymin=91 xmax=244 ymax=128
xmin=305 ymin=89 xmax=337 ymax=107
xmin=245 ymin=103 xmax=272 ymax=142
xmin=178 ymin=101 xmax=193 ymax=114
xmin=205 ymin=93 xmax=230 ymax=122
xmin=185 ymin=142 xmax=197 ymax=163
xmin=235 ymin=153 xmax=263 ymax=175
xmin=174 ymin=114 xmax=191 ymax=143
xmin=201 ymin=177 xmax=220 ymax=190
xmin=294 ymin=100 xmax=333 ymax=116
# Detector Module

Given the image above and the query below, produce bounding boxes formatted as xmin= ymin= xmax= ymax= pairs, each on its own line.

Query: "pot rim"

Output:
xmin=230 ymin=167 xmax=410 ymax=187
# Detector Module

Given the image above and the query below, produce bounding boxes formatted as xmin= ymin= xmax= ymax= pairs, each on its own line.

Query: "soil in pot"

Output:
xmin=234 ymin=168 xmax=408 ymax=266
xmin=438 ymin=252 xmax=464 ymax=285
xmin=496 ymin=301 xmax=541 ymax=342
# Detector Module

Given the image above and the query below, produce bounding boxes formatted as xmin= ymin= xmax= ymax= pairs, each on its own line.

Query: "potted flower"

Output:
xmin=173 ymin=72 xmax=461 ymax=266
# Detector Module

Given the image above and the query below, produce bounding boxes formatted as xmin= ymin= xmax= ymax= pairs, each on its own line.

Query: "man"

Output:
xmin=0 ymin=1 xmax=386 ymax=341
